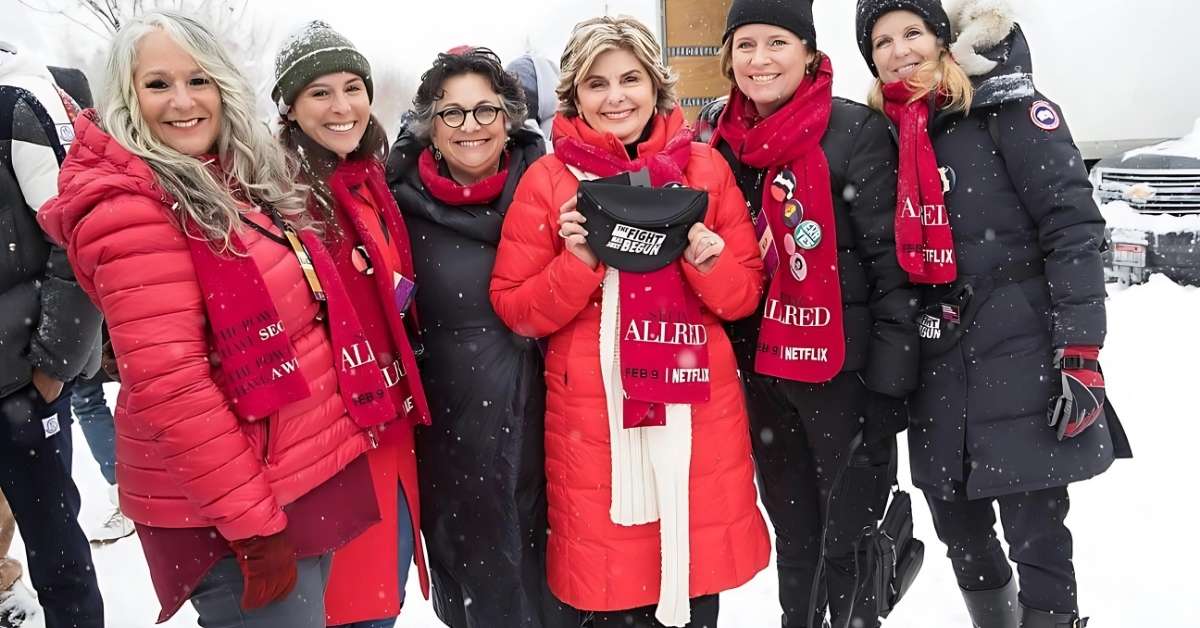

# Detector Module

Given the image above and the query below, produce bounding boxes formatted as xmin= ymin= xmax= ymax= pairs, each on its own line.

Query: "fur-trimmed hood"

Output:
xmin=945 ymin=0 xmax=1035 ymax=108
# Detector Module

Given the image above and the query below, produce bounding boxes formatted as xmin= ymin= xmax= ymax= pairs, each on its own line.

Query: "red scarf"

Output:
xmin=328 ymin=159 xmax=432 ymax=429
xmin=712 ymin=57 xmax=845 ymax=383
xmin=554 ymin=111 xmax=711 ymax=427
xmin=881 ymin=81 xmax=957 ymax=284
xmin=417 ymin=147 xmax=509 ymax=206
xmin=187 ymin=215 xmax=397 ymax=428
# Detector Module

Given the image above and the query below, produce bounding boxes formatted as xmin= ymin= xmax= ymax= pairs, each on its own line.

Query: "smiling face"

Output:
xmin=870 ymin=10 xmax=942 ymax=84
xmin=430 ymin=72 xmax=509 ymax=185
xmin=287 ymin=72 xmax=371 ymax=160
xmin=730 ymin=24 xmax=814 ymax=118
xmin=574 ymin=47 xmax=656 ymax=145
xmin=133 ymin=29 xmax=222 ymax=156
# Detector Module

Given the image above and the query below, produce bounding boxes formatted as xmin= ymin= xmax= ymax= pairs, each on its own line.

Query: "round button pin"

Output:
xmin=789 ymin=254 xmax=807 ymax=282
xmin=793 ymin=220 xmax=822 ymax=250
xmin=783 ymin=198 xmax=804 ymax=228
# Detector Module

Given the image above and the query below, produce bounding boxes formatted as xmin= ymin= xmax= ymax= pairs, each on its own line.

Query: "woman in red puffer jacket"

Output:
xmin=38 ymin=11 xmax=384 ymax=627
xmin=490 ymin=15 xmax=770 ymax=628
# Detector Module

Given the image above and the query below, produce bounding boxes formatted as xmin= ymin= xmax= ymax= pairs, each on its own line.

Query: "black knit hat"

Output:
xmin=273 ymin=21 xmax=373 ymax=114
xmin=855 ymin=0 xmax=953 ymax=76
xmin=723 ymin=0 xmax=817 ymax=50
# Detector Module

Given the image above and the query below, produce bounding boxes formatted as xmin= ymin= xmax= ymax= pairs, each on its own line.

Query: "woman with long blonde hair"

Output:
xmin=857 ymin=1 xmax=1130 ymax=626
xmin=39 ymin=11 xmax=387 ymax=626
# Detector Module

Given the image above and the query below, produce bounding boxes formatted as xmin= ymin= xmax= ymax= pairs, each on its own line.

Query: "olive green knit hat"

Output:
xmin=272 ymin=20 xmax=373 ymax=115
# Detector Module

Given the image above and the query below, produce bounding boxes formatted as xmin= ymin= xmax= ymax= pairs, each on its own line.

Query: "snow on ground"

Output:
xmin=7 ymin=276 xmax=1190 ymax=627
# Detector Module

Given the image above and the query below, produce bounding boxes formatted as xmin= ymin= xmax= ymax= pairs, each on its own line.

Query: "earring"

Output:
xmin=433 ymin=146 xmax=443 ymax=161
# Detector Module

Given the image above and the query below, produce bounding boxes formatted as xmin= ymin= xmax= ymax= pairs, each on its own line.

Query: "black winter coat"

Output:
xmin=909 ymin=26 xmax=1131 ymax=500
xmin=717 ymin=98 xmax=920 ymax=405
xmin=387 ymin=127 xmax=572 ymax=627
xmin=1 ymin=67 xmax=101 ymax=406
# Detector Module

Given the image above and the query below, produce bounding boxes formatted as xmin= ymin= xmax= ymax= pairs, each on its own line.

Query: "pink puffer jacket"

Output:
xmin=38 ymin=111 xmax=372 ymax=541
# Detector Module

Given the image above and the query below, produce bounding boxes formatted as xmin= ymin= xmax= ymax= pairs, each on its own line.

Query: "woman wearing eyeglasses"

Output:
xmin=272 ymin=22 xmax=433 ymax=628
xmin=385 ymin=47 xmax=580 ymax=628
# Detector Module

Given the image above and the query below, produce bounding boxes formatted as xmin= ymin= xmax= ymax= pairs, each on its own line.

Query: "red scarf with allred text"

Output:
xmin=554 ymin=111 xmax=710 ymax=427
xmin=187 ymin=214 xmax=397 ymax=428
xmin=881 ymin=81 xmax=957 ymax=284
xmin=712 ymin=57 xmax=844 ymax=382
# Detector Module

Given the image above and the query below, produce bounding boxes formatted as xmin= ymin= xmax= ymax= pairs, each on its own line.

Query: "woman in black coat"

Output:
xmin=857 ymin=2 xmax=1131 ymax=627
xmin=706 ymin=2 xmax=919 ymax=626
xmin=385 ymin=48 xmax=578 ymax=628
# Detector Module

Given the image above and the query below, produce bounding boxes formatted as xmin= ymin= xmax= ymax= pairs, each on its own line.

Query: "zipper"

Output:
xmin=367 ymin=427 xmax=380 ymax=449
xmin=262 ymin=418 xmax=272 ymax=465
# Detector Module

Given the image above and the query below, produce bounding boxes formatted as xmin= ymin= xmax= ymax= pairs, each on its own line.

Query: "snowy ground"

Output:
xmin=6 ymin=275 xmax=1190 ymax=627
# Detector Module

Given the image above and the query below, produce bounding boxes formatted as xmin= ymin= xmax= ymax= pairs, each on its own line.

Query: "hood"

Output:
xmin=0 ymin=42 xmax=54 ymax=83
xmin=506 ymin=54 xmax=559 ymax=141
xmin=967 ymin=23 xmax=1036 ymax=109
xmin=38 ymin=109 xmax=165 ymax=249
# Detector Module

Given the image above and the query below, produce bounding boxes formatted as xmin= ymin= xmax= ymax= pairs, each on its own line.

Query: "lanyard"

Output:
xmin=239 ymin=207 xmax=326 ymax=304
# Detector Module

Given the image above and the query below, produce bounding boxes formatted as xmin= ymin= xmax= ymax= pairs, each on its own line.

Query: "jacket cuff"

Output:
xmin=550 ymin=248 xmax=605 ymax=306
xmin=216 ymin=507 xmax=288 ymax=543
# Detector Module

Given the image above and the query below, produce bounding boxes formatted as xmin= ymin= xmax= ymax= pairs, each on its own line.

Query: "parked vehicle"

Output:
xmin=1094 ymin=119 xmax=1200 ymax=285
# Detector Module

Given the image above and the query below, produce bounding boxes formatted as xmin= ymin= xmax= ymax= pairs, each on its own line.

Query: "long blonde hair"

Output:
xmin=556 ymin=15 xmax=678 ymax=118
xmin=868 ymin=48 xmax=974 ymax=114
xmin=99 ymin=10 xmax=310 ymax=249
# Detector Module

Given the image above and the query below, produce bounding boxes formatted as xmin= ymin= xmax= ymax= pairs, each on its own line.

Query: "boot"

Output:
xmin=960 ymin=575 xmax=1019 ymax=628
xmin=1019 ymin=604 xmax=1088 ymax=628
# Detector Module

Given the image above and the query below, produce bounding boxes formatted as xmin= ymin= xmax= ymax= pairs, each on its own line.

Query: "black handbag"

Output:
xmin=807 ymin=435 xmax=924 ymax=628
xmin=575 ymin=169 xmax=707 ymax=273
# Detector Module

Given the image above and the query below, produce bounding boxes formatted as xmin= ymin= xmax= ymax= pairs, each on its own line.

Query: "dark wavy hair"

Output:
xmin=409 ymin=47 xmax=528 ymax=144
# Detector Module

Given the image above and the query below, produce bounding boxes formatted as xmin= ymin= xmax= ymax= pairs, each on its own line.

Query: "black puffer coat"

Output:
xmin=909 ymin=25 xmax=1131 ymax=500
xmin=387 ymin=126 xmax=576 ymax=627
xmin=716 ymin=98 xmax=920 ymax=404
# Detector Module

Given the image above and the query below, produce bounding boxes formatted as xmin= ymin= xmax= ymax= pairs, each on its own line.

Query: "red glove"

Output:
xmin=229 ymin=532 xmax=297 ymax=611
xmin=1047 ymin=346 xmax=1105 ymax=440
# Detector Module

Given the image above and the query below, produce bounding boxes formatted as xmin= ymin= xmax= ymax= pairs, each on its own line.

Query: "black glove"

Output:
xmin=862 ymin=391 xmax=909 ymax=446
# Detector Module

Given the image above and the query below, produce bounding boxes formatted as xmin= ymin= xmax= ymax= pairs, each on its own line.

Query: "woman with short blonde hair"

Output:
xmin=492 ymin=12 xmax=769 ymax=628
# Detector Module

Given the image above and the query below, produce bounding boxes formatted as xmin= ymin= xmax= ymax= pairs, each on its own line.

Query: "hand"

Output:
xmin=558 ymin=195 xmax=598 ymax=270
xmin=229 ymin=532 xmax=298 ymax=611
xmin=1047 ymin=346 xmax=1105 ymax=440
xmin=101 ymin=341 xmax=120 ymax=382
xmin=30 ymin=368 xmax=64 ymax=404
xmin=683 ymin=223 xmax=724 ymax=274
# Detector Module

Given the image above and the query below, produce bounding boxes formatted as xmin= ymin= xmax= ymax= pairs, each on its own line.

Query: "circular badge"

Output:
xmin=789 ymin=254 xmax=808 ymax=282
xmin=783 ymin=198 xmax=804 ymax=228
xmin=793 ymin=220 xmax=823 ymax=250
xmin=771 ymin=168 xmax=797 ymax=203
xmin=1029 ymin=100 xmax=1061 ymax=131
xmin=783 ymin=232 xmax=797 ymax=256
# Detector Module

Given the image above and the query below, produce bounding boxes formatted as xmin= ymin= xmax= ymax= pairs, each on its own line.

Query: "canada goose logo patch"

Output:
xmin=1029 ymin=101 xmax=1060 ymax=131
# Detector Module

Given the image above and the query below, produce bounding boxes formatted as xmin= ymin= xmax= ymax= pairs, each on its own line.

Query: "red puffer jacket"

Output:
xmin=37 ymin=111 xmax=372 ymax=542
xmin=490 ymin=111 xmax=771 ymax=611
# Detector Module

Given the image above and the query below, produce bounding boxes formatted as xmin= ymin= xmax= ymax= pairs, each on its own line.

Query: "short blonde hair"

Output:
xmin=556 ymin=15 xmax=678 ymax=118
xmin=867 ymin=48 xmax=973 ymax=114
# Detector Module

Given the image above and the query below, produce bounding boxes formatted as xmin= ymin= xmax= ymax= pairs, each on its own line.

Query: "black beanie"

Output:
xmin=855 ymin=0 xmax=953 ymax=76
xmin=723 ymin=0 xmax=817 ymax=50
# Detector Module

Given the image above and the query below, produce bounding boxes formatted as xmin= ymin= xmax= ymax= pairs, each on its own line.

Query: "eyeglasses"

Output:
xmin=433 ymin=104 xmax=503 ymax=129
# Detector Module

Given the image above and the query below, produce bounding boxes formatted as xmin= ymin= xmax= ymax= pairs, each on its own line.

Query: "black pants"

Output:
xmin=588 ymin=594 xmax=718 ymax=628
xmin=0 ymin=394 xmax=104 ymax=628
xmin=924 ymin=485 xmax=1076 ymax=613
xmin=743 ymin=371 xmax=894 ymax=628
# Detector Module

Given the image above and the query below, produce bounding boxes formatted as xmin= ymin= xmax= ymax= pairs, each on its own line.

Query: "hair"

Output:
xmin=717 ymin=32 xmax=825 ymax=85
xmin=98 ymin=10 xmax=309 ymax=250
xmin=408 ymin=47 xmax=528 ymax=146
xmin=556 ymin=15 xmax=678 ymax=118
xmin=866 ymin=43 xmax=973 ymax=114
